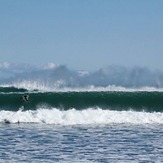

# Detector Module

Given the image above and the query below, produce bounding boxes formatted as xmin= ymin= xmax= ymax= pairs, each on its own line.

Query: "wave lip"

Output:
xmin=2 ymin=82 xmax=163 ymax=92
xmin=0 ymin=86 xmax=27 ymax=93
xmin=1 ymin=108 xmax=163 ymax=125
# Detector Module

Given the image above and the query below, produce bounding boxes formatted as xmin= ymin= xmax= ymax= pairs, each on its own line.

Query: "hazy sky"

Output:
xmin=0 ymin=0 xmax=163 ymax=71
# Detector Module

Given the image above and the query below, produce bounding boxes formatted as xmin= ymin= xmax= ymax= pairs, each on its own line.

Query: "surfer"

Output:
xmin=22 ymin=94 xmax=29 ymax=102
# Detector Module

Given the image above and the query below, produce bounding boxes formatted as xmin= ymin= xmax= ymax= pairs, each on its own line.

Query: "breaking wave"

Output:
xmin=1 ymin=63 xmax=163 ymax=125
xmin=1 ymin=108 xmax=163 ymax=125
xmin=1 ymin=63 xmax=163 ymax=88
xmin=1 ymin=87 xmax=163 ymax=112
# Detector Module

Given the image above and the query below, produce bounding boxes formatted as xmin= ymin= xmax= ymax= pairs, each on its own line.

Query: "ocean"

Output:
xmin=0 ymin=85 xmax=163 ymax=162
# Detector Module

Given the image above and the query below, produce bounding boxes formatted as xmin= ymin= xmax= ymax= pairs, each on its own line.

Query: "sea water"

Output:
xmin=1 ymin=85 xmax=163 ymax=162
xmin=0 ymin=123 xmax=163 ymax=162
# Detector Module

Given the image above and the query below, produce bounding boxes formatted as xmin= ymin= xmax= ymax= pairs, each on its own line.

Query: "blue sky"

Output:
xmin=0 ymin=0 xmax=163 ymax=71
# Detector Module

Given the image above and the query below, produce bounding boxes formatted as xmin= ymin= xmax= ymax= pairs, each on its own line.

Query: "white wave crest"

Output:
xmin=0 ymin=108 xmax=163 ymax=125
xmin=2 ymin=81 xmax=163 ymax=92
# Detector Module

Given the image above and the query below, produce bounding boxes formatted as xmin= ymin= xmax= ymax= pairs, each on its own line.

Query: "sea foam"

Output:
xmin=1 ymin=108 xmax=163 ymax=125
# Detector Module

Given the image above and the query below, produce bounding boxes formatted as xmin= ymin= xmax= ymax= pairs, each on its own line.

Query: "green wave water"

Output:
xmin=0 ymin=86 xmax=27 ymax=93
xmin=0 ymin=87 xmax=163 ymax=112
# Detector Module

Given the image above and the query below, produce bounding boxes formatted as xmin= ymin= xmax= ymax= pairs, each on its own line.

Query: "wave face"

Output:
xmin=1 ymin=86 xmax=163 ymax=112
xmin=1 ymin=86 xmax=163 ymax=124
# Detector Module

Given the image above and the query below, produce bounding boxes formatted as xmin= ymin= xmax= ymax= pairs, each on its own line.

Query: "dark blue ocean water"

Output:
xmin=0 ymin=123 xmax=163 ymax=162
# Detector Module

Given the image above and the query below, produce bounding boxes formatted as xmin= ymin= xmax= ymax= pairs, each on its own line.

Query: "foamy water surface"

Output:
xmin=1 ymin=108 xmax=163 ymax=125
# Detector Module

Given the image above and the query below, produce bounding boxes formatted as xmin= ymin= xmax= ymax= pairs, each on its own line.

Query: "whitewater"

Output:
xmin=1 ymin=108 xmax=163 ymax=125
